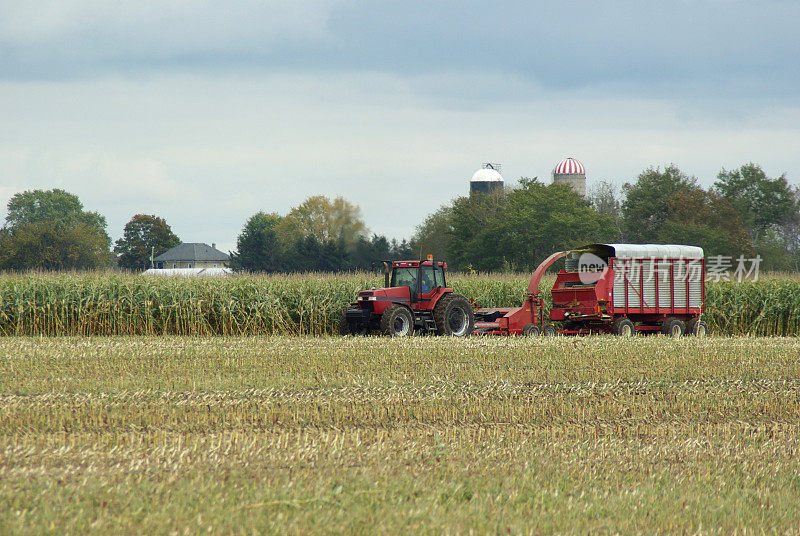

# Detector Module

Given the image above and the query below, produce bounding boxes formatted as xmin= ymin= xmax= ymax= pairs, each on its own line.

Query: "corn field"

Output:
xmin=0 ymin=271 xmax=797 ymax=336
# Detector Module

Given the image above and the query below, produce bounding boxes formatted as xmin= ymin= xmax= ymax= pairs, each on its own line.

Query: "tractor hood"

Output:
xmin=356 ymin=287 xmax=411 ymax=302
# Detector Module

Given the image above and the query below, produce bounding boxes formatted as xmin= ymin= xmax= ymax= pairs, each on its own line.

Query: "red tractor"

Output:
xmin=340 ymin=257 xmax=475 ymax=336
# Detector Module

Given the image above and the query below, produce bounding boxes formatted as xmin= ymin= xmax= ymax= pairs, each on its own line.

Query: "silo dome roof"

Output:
xmin=471 ymin=168 xmax=504 ymax=182
xmin=554 ymin=157 xmax=585 ymax=175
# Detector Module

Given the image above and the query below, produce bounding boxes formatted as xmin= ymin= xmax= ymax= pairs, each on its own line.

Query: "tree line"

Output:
xmin=227 ymin=195 xmax=412 ymax=272
xmin=0 ymin=190 xmax=411 ymax=272
xmin=1 ymin=162 xmax=797 ymax=273
xmin=414 ymin=163 xmax=799 ymax=272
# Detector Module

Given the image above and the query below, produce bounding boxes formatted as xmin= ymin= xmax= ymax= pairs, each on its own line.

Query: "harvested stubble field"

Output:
xmin=2 ymin=336 xmax=800 ymax=534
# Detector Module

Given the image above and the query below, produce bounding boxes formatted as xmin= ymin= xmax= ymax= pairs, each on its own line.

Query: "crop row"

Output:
xmin=2 ymin=336 xmax=800 ymax=533
xmin=3 ymin=378 xmax=798 ymax=434
xmin=0 ymin=272 xmax=796 ymax=336
xmin=4 ymin=423 xmax=800 ymax=534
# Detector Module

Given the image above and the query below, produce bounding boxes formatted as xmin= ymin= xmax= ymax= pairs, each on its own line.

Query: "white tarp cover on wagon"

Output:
xmin=574 ymin=244 xmax=704 ymax=260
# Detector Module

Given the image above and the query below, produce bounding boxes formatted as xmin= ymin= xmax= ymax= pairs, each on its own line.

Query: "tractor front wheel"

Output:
xmin=433 ymin=294 xmax=475 ymax=337
xmin=380 ymin=304 xmax=414 ymax=337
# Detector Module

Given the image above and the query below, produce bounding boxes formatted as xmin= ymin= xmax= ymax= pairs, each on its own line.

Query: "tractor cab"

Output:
xmin=385 ymin=258 xmax=448 ymax=305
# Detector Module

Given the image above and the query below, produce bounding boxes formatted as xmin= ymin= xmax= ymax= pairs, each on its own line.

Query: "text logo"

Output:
xmin=578 ymin=253 xmax=607 ymax=284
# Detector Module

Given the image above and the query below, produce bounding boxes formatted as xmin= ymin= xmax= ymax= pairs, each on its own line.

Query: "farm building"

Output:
xmin=153 ymin=242 xmax=229 ymax=269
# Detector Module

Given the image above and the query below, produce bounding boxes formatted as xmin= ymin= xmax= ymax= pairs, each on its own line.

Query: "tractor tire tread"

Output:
xmin=522 ymin=323 xmax=540 ymax=337
xmin=433 ymin=294 xmax=475 ymax=337
xmin=541 ymin=324 xmax=557 ymax=337
xmin=380 ymin=304 xmax=413 ymax=337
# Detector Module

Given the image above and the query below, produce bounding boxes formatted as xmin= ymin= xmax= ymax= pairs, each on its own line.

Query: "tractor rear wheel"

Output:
xmin=522 ymin=324 xmax=540 ymax=337
xmin=686 ymin=317 xmax=710 ymax=336
xmin=661 ymin=318 xmax=685 ymax=337
xmin=380 ymin=304 xmax=414 ymax=337
xmin=612 ymin=317 xmax=635 ymax=337
xmin=433 ymin=294 xmax=474 ymax=337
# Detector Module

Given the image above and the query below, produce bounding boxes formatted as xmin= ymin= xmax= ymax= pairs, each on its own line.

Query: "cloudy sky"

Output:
xmin=2 ymin=0 xmax=799 ymax=252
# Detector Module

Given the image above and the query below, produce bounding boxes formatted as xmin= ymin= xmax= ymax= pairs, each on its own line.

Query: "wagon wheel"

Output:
xmin=686 ymin=317 xmax=710 ymax=336
xmin=612 ymin=317 xmax=635 ymax=337
xmin=661 ymin=318 xmax=685 ymax=338
xmin=522 ymin=323 xmax=540 ymax=337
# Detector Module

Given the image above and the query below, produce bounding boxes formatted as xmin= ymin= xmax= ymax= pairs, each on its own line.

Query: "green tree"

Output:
xmin=229 ymin=212 xmax=284 ymax=272
xmin=410 ymin=204 xmax=454 ymax=260
xmin=622 ymin=165 xmax=698 ymax=242
xmin=714 ymin=163 xmax=798 ymax=239
xmin=5 ymin=188 xmax=110 ymax=247
xmin=114 ymin=214 xmax=181 ymax=271
xmin=276 ymin=195 xmax=368 ymax=253
xmin=622 ymin=166 xmax=753 ymax=258
xmin=348 ymin=236 xmax=414 ymax=268
xmin=231 ymin=209 xmax=411 ymax=273
xmin=281 ymin=235 xmax=347 ymax=272
xmin=658 ymin=189 xmax=752 ymax=259
xmin=448 ymin=187 xmax=510 ymax=270
xmin=1 ymin=189 xmax=112 ymax=271
xmin=497 ymin=180 xmax=617 ymax=270
xmin=0 ymin=222 xmax=111 ymax=271
xmin=587 ymin=180 xmax=624 ymax=241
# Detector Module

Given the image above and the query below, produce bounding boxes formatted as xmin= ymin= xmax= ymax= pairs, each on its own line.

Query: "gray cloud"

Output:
xmin=2 ymin=1 xmax=798 ymax=102
xmin=0 ymin=0 xmax=338 ymax=79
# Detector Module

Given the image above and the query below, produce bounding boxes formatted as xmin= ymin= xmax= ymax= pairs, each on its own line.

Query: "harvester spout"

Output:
xmin=527 ymin=250 xmax=567 ymax=296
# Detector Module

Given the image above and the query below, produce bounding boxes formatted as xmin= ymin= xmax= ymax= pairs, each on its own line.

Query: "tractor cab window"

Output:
xmin=419 ymin=266 xmax=436 ymax=293
xmin=391 ymin=267 xmax=418 ymax=290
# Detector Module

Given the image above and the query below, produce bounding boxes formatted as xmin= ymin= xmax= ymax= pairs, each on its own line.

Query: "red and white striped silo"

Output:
xmin=552 ymin=157 xmax=586 ymax=196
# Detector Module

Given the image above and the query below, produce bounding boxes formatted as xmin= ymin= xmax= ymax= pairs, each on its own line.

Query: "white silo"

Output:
xmin=470 ymin=163 xmax=504 ymax=194
xmin=552 ymin=157 xmax=586 ymax=196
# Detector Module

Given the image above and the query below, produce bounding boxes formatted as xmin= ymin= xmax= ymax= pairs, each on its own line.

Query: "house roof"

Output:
xmin=154 ymin=243 xmax=229 ymax=262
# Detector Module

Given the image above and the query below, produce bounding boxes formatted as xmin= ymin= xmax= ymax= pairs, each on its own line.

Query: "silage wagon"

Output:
xmin=474 ymin=243 xmax=708 ymax=337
